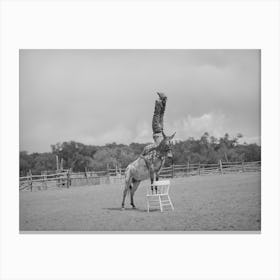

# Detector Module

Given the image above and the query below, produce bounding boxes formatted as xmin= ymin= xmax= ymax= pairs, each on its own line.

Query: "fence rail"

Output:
xmin=19 ymin=160 xmax=261 ymax=191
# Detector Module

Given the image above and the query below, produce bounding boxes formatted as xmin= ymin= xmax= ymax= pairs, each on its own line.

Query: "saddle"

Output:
xmin=139 ymin=149 xmax=163 ymax=172
xmin=140 ymin=153 xmax=154 ymax=170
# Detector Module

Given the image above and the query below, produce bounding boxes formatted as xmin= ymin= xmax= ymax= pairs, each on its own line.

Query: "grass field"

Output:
xmin=20 ymin=172 xmax=261 ymax=232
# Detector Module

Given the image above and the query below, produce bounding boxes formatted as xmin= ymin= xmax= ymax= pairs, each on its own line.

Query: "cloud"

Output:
xmin=61 ymin=114 xmax=260 ymax=147
xmin=20 ymin=50 xmax=260 ymax=152
xmin=76 ymin=124 xmax=133 ymax=145
xmin=166 ymin=112 xmax=227 ymax=141
xmin=240 ymin=136 xmax=261 ymax=145
xmin=132 ymin=122 xmax=151 ymax=143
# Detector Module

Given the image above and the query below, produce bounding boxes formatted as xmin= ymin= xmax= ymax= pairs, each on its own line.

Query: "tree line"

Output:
xmin=20 ymin=132 xmax=261 ymax=176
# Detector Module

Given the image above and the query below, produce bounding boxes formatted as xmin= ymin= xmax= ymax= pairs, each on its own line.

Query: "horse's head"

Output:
xmin=158 ymin=132 xmax=176 ymax=158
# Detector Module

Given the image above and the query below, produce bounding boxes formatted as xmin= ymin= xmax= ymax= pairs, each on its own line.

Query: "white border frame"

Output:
xmin=1 ymin=1 xmax=280 ymax=280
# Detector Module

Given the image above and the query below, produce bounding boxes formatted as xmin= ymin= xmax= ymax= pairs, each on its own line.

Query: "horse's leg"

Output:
xmin=155 ymin=173 xmax=159 ymax=193
xmin=150 ymin=170 xmax=154 ymax=194
xmin=130 ymin=180 xmax=141 ymax=208
xmin=150 ymin=164 xmax=155 ymax=193
xmin=122 ymin=171 xmax=132 ymax=210
xmin=121 ymin=185 xmax=128 ymax=210
xmin=155 ymin=158 xmax=165 ymax=194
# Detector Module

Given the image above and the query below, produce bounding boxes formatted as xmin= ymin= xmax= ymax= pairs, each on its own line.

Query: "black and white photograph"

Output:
xmin=19 ymin=49 xmax=261 ymax=232
xmin=1 ymin=1 xmax=280 ymax=280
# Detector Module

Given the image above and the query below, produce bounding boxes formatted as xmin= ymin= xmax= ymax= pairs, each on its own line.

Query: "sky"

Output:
xmin=19 ymin=49 xmax=260 ymax=153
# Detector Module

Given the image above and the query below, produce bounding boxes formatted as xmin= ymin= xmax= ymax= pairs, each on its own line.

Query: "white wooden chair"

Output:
xmin=146 ymin=180 xmax=174 ymax=212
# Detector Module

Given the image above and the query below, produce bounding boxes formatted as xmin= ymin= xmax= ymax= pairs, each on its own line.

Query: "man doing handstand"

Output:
xmin=142 ymin=92 xmax=167 ymax=156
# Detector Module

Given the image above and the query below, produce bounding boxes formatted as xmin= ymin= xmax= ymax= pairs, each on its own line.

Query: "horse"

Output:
xmin=121 ymin=132 xmax=176 ymax=210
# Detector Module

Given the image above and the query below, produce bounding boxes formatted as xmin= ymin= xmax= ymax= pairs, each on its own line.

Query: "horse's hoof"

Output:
xmin=131 ymin=205 xmax=136 ymax=209
xmin=121 ymin=207 xmax=125 ymax=211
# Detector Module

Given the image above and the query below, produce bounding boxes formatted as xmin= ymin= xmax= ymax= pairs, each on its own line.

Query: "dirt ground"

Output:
xmin=19 ymin=172 xmax=261 ymax=232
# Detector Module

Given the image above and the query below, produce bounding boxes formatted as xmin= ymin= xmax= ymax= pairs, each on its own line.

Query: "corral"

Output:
xmin=20 ymin=172 xmax=261 ymax=232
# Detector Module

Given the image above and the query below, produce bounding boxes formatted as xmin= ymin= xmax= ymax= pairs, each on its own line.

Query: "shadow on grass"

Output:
xmin=104 ymin=207 xmax=159 ymax=213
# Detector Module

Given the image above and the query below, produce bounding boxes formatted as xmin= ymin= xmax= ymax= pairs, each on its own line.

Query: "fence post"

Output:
xmin=241 ymin=161 xmax=245 ymax=172
xmin=29 ymin=170 xmax=33 ymax=192
xmin=69 ymin=168 xmax=72 ymax=187
xmin=42 ymin=174 xmax=47 ymax=190
xmin=219 ymin=160 xmax=223 ymax=174
xmin=187 ymin=161 xmax=190 ymax=176
xmin=106 ymin=164 xmax=110 ymax=184
xmin=56 ymin=155 xmax=59 ymax=171
xmin=60 ymin=158 xmax=64 ymax=170
xmin=66 ymin=169 xmax=70 ymax=188
xmin=56 ymin=169 xmax=59 ymax=187
xmin=85 ymin=167 xmax=89 ymax=185
xmin=198 ymin=163 xmax=200 ymax=175
xmin=172 ymin=163 xmax=175 ymax=178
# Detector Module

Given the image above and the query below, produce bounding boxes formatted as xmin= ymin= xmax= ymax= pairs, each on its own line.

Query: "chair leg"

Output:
xmin=170 ymin=200 xmax=174 ymax=211
xmin=159 ymin=196 xmax=163 ymax=212
xmin=168 ymin=195 xmax=174 ymax=210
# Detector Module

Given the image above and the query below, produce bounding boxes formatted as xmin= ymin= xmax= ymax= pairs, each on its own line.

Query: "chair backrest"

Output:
xmin=147 ymin=180 xmax=170 ymax=195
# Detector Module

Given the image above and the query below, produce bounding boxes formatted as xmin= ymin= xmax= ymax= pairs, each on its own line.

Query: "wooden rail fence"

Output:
xmin=19 ymin=160 xmax=261 ymax=191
